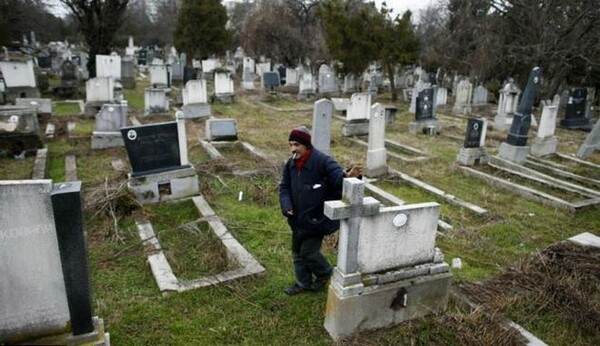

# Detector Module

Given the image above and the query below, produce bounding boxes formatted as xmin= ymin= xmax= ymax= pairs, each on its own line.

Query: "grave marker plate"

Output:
xmin=120 ymin=122 xmax=185 ymax=176
xmin=464 ymin=118 xmax=485 ymax=148
xmin=206 ymin=119 xmax=238 ymax=141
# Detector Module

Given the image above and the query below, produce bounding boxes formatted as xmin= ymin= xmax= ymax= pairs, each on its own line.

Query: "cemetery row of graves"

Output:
xmin=1 ymin=48 xmax=599 ymax=345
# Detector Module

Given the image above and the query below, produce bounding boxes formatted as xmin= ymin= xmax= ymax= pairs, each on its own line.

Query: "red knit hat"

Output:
xmin=288 ymin=126 xmax=312 ymax=147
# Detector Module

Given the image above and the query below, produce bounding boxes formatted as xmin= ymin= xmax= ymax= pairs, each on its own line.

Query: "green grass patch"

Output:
xmin=54 ymin=102 xmax=82 ymax=116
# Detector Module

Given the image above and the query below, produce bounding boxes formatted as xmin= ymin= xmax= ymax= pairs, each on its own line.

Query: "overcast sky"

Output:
xmin=373 ymin=0 xmax=437 ymax=21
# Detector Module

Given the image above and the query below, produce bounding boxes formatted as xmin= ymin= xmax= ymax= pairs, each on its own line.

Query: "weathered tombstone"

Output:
xmin=472 ymin=84 xmax=488 ymax=106
xmin=286 ymin=68 xmax=298 ymax=86
xmin=498 ymin=66 xmax=542 ymax=164
xmin=262 ymin=71 xmax=280 ymax=91
xmin=311 ymin=99 xmax=334 ymax=155
xmin=495 ymin=79 xmax=521 ymax=130
xmin=343 ymin=74 xmax=359 ymax=94
xmin=256 ymin=62 xmax=270 ymax=77
xmin=201 ymin=59 xmax=220 ymax=76
xmin=144 ymin=88 xmax=169 ymax=115
xmin=409 ymin=88 xmax=440 ymax=135
xmin=15 ymin=98 xmax=52 ymax=117
xmin=0 ymin=180 xmax=109 ymax=345
xmin=149 ymin=64 xmax=169 ymax=88
xmin=323 ymin=178 xmax=450 ymax=341
xmin=137 ymin=48 xmax=147 ymax=65
xmin=95 ymin=54 xmax=121 ymax=81
xmin=530 ymin=99 xmax=559 ymax=157
xmin=213 ymin=72 xmax=235 ymax=103
xmin=318 ymin=66 xmax=338 ymax=95
xmin=91 ymin=101 xmax=128 ymax=149
xmin=205 ymin=118 xmax=238 ymax=141
xmin=436 ymin=87 xmax=448 ymax=106
xmin=276 ymin=65 xmax=287 ymax=85
xmin=366 ymin=103 xmax=388 ymax=177
xmin=576 ymin=117 xmax=600 ymax=159
xmin=0 ymin=60 xmax=40 ymax=103
xmin=559 ymin=88 xmax=591 ymax=130
xmin=181 ymin=79 xmax=211 ymax=119
xmin=242 ymin=57 xmax=255 ymax=77
xmin=242 ymin=68 xmax=255 ymax=90
xmin=342 ymin=92 xmax=371 ymax=136
xmin=331 ymin=98 xmax=350 ymax=115
xmin=298 ymin=71 xmax=316 ymax=100
xmin=120 ymin=117 xmax=198 ymax=203
xmin=457 ymin=118 xmax=489 ymax=165
xmin=125 ymin=36 xmax=135 ymax=56
xmin=84 ymin=77 xmax=114 ymax=117
xmin=171 ymin=60 xmax=184 ymax=82
xmin=0 ymin=106 xmax=42 ymax=157
xmin=120 ymin=56 xmax=136 ymax=89
xmin=453 ymin=79 xmax=472 ymax=114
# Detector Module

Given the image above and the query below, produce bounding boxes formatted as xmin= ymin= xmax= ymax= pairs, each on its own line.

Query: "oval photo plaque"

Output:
xmin=393 ymin=213 xmax=408 ymax=227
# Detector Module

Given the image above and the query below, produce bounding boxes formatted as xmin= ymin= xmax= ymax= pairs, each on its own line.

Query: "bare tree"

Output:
xmin=60 ymin=0 xmax=129 ymax=77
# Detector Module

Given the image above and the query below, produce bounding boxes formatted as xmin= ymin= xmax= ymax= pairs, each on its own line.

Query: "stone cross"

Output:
xmin=324 ymin=178 xmax=380 ymax=297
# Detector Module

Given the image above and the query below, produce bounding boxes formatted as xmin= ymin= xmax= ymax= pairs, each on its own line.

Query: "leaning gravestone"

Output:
xmin=181 ymin=79 xmax=211 ymax=119
xmin=576 ymin=117 xmax=600 ymax=159
xmin=323 ymin=178 xmax=451 ymax=341
xmin=559 ymin=88 xmax=591 ymax=131
xmin=530 ymin=99 xmax=559 ymax=157
xmin=120 ymin=117 xmax=198 ymax=204
xmin=205 ymin=118 xmax=238 ymax=141
xmin=498 ymin=66 xmax=542 ymax=164
xmin=311 ymin=99 xmax=334 ymax=155
xmin=0 ymin=106 xmax=43 ymax=157
xmin=0 ymin=180 xmax=109 ymax=345
xmin=91 ymin=101 xmax=128 ymax=149
xmin=457 ymin=117 xmax=489 ymax=165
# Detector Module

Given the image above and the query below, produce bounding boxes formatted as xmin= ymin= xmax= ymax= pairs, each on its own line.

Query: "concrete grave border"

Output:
xmin=459 ymin=159 xmax=600 ymax=212
xmin=135 ymin=195 xmax=266 ymax=295
xmin=52 ymin=100 xmax=85 ymax=116
xmin=199 ymin=139 xmax=271 ymax=176
xmin=348 ymin=137 xmax=430 ymax=163
xmin=525 ymin=155 xmax=600 ymax=189
xmin=32 ymin=147 xmax=48 ymax=179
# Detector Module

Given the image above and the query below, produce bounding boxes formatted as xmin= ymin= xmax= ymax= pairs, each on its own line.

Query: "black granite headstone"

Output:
xmin=137 ymin=48 xmax=147 ymax=65
xmin=277 ymin=66 xmax=287 ymax=85
xmin=429 ymin=72 xmax=437 ymax=85
xmin=506 ymin=67 xmax=542 ymax=146
xmin=560 ymin=88 xmax=590 ymax=129
xmin=415 ymin=88 xmax=435 ymax=121
xmin=464 ymin=118 xmax=485 ymax=148
xmin=263 ymin=72 xmax=280 ymax=90
xmin=121 ymin=122 xmax=187 ymax=176
xmin=183 ymin=67 xmax=198 ymax=85
xmin=51 ymin=181 xmax=94 ymax=335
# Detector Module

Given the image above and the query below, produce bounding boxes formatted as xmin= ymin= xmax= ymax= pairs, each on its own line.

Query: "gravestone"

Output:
xmin=342 ymin=93 xmax=371 ymax=136
xmin=120 ymin=56 xmax=136 ymax=89
xmin=0 ymin=180 xmax=109 ymax=345
xmin=0 ymin=60 xmax=40 ymax=103
xmin=256 ymin=62 xmax=270 ymax=77
xmin=242 ymin=68 xmax=255 ymax=90
xmin=343 ymin=74 xmax=359 ymax=94
xmin=298 ymin=72 xmax=316 ymax=100
xmin=205 ymin=118 xmax=238 ymax=141
xmin=323 ymin=179 xmax=451 ymax=341
xmin=531 ymin=99 xmax=559 ymax=157
xmin=57 ymin=59 xmax=79 ymax=97
xmin=120 ymin=118 xmax=198 ymax=203
xmin=95 ymin=54 xmax=121 ymax=81
xmin=318 ymin=68 xmax=338 ymax=95
xmin=472 ymin=84 xmax=488 ymax=106
xmin=311 ymin=99 xmax=334 ymax=155
xmin=277 ymin=65 xmax=287 ymax=85
xmin=91 ymin=101 xmax=128 ymax=149
xmin=183 ymin=67 xmax=198 ymax=86
xmin=576 ymin=117 xmax=600 ymax=158
xmin=0 ymin=106 xmax=43 ymax=157
xmin=559 ymin=88 xmax=591 ymax=130
xmin=453 ymin=79 xmax=472 ymax=114
xmin=436 ymin=87 xmax=448 ymax=106
xmin=181 ymin=79 xmax=211 ymax=119
xmin=137 ymin=48 xmax=147 ymax=65
xmin=498 ymin=66 xmax=542 ymax=164
xmin=15 ymin=98 xmax=52 ymax=117
xmin=262 ymin=71 xmax=280 ymax=91
xmin=331 ymin=98 xmax=350 ymax=115
xmin=457 ymin=118 xmax=489 ymax=165
xmin=286 ymin=68 xmax=298 ymax=86
xmin=201 ymin=59 xmax=220 ymax=76
xmin=242 ymin=57 xmax=255 ymax=78
xmin=495 ymin=79 xmax=521 ymax=130
xmin=85 ymin=77 xmax=115 ymax=117
xmin=409 ymin=88 xmax=440 ymax=135
xmin=213 ymin=72 xmax=235 ymax=103
xmin=366 ymin=103 xmax=388 ymax=177
xmin=171 ymin=60 xmax=184 ymax=82
xmin=144 ymin=88 xmax=169 ymax=115
xmin=149 ymin=64 xmax=169 ymax=88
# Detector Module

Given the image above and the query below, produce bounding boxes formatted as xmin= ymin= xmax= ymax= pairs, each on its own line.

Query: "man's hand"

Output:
xmin=345 ymin=165 xmax=363 ymax=178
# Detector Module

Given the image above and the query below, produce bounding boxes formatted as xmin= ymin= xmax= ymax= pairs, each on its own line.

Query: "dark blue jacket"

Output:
xmin=279 ymin=148 xmax=344 ymax=239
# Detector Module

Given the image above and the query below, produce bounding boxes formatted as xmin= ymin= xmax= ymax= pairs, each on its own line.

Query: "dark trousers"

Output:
xmin=291 ymin=233 xmax=332 ymax=288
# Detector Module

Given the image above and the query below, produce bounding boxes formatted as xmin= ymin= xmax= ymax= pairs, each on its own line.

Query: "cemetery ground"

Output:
xmin=2 ymin=81 xmax=600 ymax=345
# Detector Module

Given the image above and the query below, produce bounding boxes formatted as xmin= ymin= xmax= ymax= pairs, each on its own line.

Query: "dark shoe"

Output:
xmin=310 ymin=276 xmax=330 ymax=291
xmin=284 ymin=283 xmax=306 ymax=296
